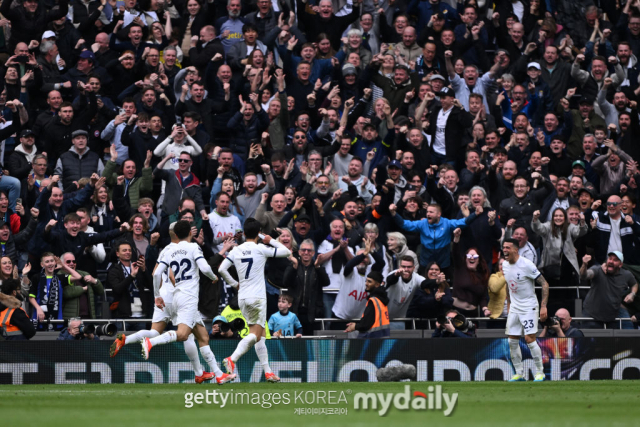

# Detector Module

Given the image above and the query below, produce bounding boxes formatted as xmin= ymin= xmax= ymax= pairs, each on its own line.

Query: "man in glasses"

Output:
xmin=282 ymin=239 xmax=330 ymax=335
xmin=587 ymin=195 xmax=640 ymax=267
xmin=59 ymin=252 xmax=103 ymax=320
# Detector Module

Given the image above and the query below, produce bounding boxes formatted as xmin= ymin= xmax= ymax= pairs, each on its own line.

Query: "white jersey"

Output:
xmin=209 ymin=210 xmax=242 ymax=252
xmin=502 ymin=256 xmax=540 ymax=313
xmin=157 ymin=242 xmax=178 ymax=303
xmin=158 ymin=241 xmax=205 ymax=300
xmin=226 ymin=241 xmax=289 ymax=300
xmin=386 ymin=271 xmax=426 ymax=319
xmin=332 ymin=262 xmax=371 ymax=320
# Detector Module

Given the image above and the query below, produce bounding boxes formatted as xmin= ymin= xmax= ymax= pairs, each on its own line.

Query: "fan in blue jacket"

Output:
xmin=390 ymin=202 xmax=481 ymax=268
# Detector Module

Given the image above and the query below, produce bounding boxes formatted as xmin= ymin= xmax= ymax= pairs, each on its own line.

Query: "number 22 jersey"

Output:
xmin=158 ymin=241 xmax=205 ymax=301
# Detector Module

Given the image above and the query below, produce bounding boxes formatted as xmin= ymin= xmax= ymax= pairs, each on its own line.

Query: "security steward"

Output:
xmin=0 ymin=279 xmax=36 ymax=340
xmin=345 ymin=271 xmax=391 ymax=338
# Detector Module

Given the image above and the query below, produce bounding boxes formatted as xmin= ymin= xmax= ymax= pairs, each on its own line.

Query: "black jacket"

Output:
xmin=427 ymin=105 xmax=474 ymax=164
xmin=6 ymin=150 xmax=32 ymax=182
xmin=40 ymin=92 xmax=97 ymax=167
xmin=107 ymin=261 xmax=152 ymax=318
xmin=0 ymin=0 xmax=68 ymax=49
xmin=283 ymin=260 xmax=330 ymax=322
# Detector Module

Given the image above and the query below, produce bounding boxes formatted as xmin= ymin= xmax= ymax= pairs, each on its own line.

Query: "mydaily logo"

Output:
xmin=353 ymin=385 xmax=458 ymax=416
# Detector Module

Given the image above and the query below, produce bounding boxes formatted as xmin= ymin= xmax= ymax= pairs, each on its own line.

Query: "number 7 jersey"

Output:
xmin=226 ymin=241 xmax=280 ymax=300
xmin=158 ymin=241 xmax=206 ymax=300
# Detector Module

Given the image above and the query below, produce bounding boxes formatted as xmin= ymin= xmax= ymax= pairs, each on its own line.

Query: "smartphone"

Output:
xmin=16 ymin=55 xmax=28 ymax=63
xmin=118 ymin=107 xmax=125 ymax=115
xmin=16 ymin=198 xmax=22 ymax=205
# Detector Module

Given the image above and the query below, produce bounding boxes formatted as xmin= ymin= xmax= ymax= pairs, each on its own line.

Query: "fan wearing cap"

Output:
xmin=54 ymin=130 xmax=105 ymax=190
xmin=580 ymin=251 xmax=638 ymax=329
xmin=522 ymin=62 xmax=554 ymax=126
xmin=349 ymin=120 xmax=392 ymax=176
xmin=565 ymin=95 xmax=606 ymax=159
xmin=62 ymin=50 xmax=110 ymax=96
xmin=425 ymin=86 xmax=473 ymax=167
xmin=6 ymin=130 xmax=39 ymax=182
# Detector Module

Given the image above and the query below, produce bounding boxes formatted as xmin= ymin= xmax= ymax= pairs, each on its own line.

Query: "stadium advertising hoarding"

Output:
xmin=2 ymin=338 xmax=640 ymax=384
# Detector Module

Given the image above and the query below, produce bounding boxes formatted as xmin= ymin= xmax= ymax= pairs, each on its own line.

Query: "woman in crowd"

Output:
xmin=407 ymin=261 xmax=453 ymax=322
xmin=452 ymin=228 xmax=491 ymax=317
xmin=532 ymin=208 xmax=588 ymax=313
xmin=90 ymin=184 xmax=119 ymax=233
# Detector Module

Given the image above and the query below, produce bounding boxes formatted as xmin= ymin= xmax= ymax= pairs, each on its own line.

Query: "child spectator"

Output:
xmin=268 ymin=294 xmax=303 ymax=338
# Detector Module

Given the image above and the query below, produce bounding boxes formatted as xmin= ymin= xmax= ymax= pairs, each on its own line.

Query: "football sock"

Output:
xmin=254 ymin=339 xmax=273 ymax=374
xmin=149 ymin=330 xmax=177 ymax=346
xmin=183 ymin=335 xmax=203 ymax=377
xmin=509 ymin=338 xmax=523 ymax=376
xmin=124 ymin=329 xmax=159 ymax=344
xmin=200 ymin=345 xmax=224 ymax=376
xmin=527 ymin=340 xmax=544 ymax=374
xmin=231 ymin=333 xmax=257 ymax=362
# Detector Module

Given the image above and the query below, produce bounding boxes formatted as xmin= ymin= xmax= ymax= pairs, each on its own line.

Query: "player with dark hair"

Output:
xmin=502 ymin=238 xmax=549 ymax=382
xmin=142 ymin=220 xmax=235 ymax=385
xmin=218 ymin=218 xmax=292 ymax=382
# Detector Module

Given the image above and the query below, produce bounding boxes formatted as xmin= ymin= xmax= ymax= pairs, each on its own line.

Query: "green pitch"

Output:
xmin=1 ymin=381 xmax=639 ymax=427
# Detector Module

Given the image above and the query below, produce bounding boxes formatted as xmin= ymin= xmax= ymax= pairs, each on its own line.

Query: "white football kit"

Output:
xmin=502 ymin=256 xmax=541 ymax=336
xmin=219 ymin=240 xmax=291 ymax=326
xmin=155 ymin=241 xmax=217 ymax=329
xmin=152 ymin=243 xmax=177 ymax=324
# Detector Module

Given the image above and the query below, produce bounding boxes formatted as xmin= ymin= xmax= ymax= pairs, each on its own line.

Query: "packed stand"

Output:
xmin=1 ymin=0 xmax=640 ymax=340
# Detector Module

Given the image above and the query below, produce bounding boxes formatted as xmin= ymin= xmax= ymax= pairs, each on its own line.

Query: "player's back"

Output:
xmin=159 ymin=241 xmax=204 ymax=300
xmin=157 ymin=242 xmax=178 ymax=303
xmin=228 ymin=241 xmax=273 ymax=300
xmin=502 ymin=257 xmax=540 ymax=313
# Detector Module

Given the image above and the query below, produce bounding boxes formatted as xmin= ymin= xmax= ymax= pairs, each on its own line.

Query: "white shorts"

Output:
xmin=505 ymin=308 xmax=539 ymax=336
xmin=173 ymin=294 xmax=205 ymax=329
xmin=151 ymin=302 xmax=176 ymax=325
xmin=239 ymin=297 xmax=266 ymax=326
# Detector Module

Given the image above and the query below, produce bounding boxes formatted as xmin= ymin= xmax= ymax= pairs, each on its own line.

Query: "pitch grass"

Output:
xmin=1 ymin=381 xmax=639 ymax=427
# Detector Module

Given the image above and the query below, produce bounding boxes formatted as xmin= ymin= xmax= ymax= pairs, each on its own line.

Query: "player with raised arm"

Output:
xmin=111 ymin=223 xmax=219 ymax=383
xmin=141 ymin=220 xmax=236 ymax=385
xmin=502 ymin=238 xmax=549 ymax=382
xmin=218 ymin=218 xmax=292 ymax=383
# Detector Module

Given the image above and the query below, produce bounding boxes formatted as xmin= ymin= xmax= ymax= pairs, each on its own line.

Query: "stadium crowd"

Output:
xmin=1 ymin=0 xmax=640 ymax=339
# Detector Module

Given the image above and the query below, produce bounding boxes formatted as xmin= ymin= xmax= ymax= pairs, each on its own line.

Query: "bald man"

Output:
xmin=397 ymin=26 xmax=421 ymax=63
xmin=256 ymin=193 xmax=287 ymax=235
xmin=538 ymin=308 xmax=584 ymax=338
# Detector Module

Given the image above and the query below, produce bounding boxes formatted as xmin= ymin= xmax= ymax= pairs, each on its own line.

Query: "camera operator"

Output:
xmin=538 ymin=308 xmax=584 ymax=338
xmin=432 ymin=309 xmax=475 ymax=338
xmin=210 ymin=315 xmax=240 ymax=339
xmin=56 ymin=318 xmax=100 ymax=340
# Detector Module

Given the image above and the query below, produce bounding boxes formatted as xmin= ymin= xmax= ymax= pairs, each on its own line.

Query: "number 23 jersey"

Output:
xmin=158 ymin=241 xmax=205 ymax=300
xmin=502 ymin=256 xmax=540 ymax=313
